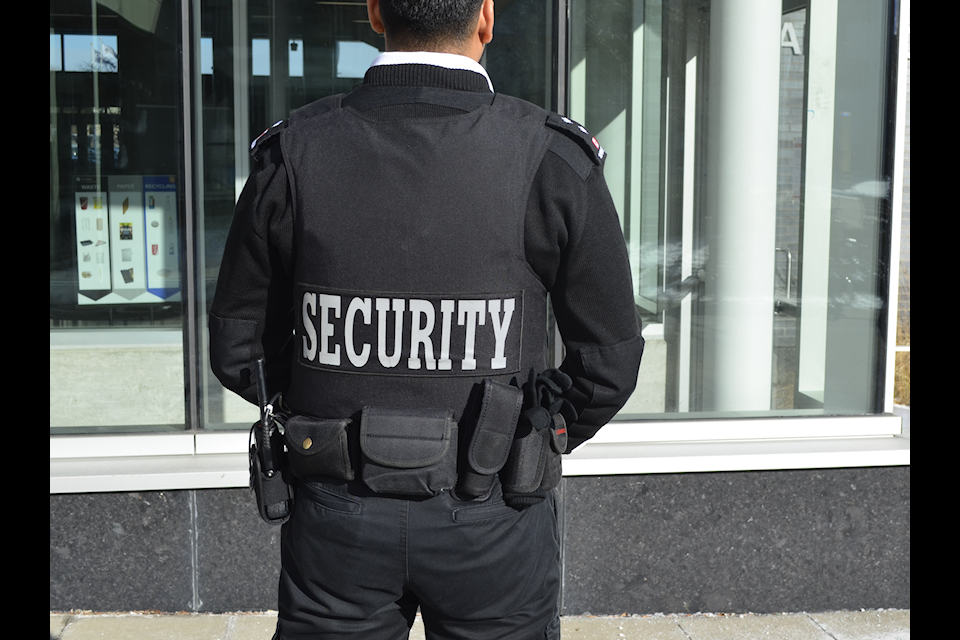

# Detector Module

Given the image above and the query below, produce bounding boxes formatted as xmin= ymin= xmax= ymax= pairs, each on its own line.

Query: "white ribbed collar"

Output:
xmin=369 ymin=51 xmax=494 ymax=93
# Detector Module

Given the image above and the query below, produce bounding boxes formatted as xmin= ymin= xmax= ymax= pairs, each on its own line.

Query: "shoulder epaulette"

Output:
xmin=545 ymin=114 xmax=606 ymax=166
xmin=250 ymin=120 xmax=286 ymax=158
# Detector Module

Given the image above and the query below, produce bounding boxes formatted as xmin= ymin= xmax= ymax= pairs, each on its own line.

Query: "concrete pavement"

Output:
xmin=51 ymin=609 xmax=909 ymax=639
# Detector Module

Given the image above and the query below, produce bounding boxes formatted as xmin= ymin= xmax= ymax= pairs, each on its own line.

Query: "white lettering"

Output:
xmin=302 ymin=292 xmax=317 ymax=361
xmin=781 ymin=22 xmax=802 ymax=56
xmin=408 ymin=299 xmax=436 ymax=370
xmin=345 ymin=296 xmax=371 ymax=367
xmin=438 ymin=300 xmax=454 ymax=371
xmin=488 ymin=298 xmax=515 ymax=370
xmin=458 ymin=300 xmax=486 ymax=371
xmin=318 ymin=294 xmax=341 ymax=366
xmin=300 ymin=291 xmax=520 ymax=373
xmin=376 ymin=297 xmax=405 ymax=368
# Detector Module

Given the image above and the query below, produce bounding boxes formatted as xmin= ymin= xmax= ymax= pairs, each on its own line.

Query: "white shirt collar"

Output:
xmin=369 ymin=51 xmax=494 ymax=93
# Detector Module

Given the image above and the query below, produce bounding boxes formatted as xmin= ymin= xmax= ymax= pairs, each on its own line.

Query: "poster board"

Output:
xmin=75 ymin=175 xmax=181 ymax=305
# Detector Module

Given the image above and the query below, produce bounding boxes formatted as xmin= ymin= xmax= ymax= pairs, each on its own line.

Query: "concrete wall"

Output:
xmin=560 ymin=466 xmax=910 ymax=615
xmin=50 ymin=466 xmax=909 ymax=614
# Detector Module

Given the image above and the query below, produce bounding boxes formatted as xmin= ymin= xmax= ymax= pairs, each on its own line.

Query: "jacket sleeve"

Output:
xmin=208 ymin=136 xmax=296 ymax=405
xmin=526 ymin=140 xmax=644 ymax=452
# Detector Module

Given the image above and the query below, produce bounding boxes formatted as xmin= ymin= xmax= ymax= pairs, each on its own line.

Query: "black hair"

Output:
xmin=379 ymin=0 xmax=486 ymax=50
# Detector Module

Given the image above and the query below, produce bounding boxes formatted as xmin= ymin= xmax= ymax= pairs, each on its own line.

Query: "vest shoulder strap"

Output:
xmin=544 ymin=113 xmax=606 ymax=179
xmin=250 ymin=95 xmax=344 ymax=162
xmin=249 ymin=120 xmax=286 ymax=161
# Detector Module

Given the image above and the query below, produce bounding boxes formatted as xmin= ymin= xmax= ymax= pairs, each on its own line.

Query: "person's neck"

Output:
xmin=384 ymin=38 xmax=481 ymax=62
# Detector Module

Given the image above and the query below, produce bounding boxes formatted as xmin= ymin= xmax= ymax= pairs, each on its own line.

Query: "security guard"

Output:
xmin=210 ymin=0 xmax=643 ymax=638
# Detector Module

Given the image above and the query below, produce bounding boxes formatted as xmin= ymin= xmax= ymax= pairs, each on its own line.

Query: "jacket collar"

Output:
xmin=367 ymin=51 xmax=494 ymax=93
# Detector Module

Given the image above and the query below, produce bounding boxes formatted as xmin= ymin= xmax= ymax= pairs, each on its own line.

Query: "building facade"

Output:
xmin=50 ymin=0 xmax=910 ymax=614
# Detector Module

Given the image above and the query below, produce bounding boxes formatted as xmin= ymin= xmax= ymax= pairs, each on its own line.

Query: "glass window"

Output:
xmin=52 ymin=0 xmax=897 ymax=439
xmin=50 ymin=0 xmax=187 ymax=433
xmin=569 ymin=0 xmax=896 ymax=420
xmin=198 ymin=0 xmax=555 ymax=429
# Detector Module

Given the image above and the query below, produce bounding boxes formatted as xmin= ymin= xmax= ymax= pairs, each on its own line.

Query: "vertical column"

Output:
xmin=568 ymin=0 xmax=586 ymax=123
xmin=701 ymin=0 xmax=781 ymax=411
xmin=797 ymin=0 xmax=838 ymax=406
xmin=269 ymin=0 xmax=289 ymax=126
xmin=233 ymin=0 xmax=250 ymax=204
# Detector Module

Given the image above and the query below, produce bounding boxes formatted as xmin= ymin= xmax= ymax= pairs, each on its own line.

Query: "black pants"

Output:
xmin=273 ymin=479 xmax=561 ymax=640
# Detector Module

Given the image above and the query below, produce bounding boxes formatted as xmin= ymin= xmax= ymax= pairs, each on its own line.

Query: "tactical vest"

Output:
xmin=278 ymin=88 xmax=554 ymax=422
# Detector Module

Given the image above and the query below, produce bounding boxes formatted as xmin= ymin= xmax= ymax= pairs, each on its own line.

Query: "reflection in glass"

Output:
xmin=62 ymin=34 xmax=119 ymax=72
xmin=570 ymin=0 xmax=895 ymax=420
xmin=50 ymin=0 xmax=186 ymax=432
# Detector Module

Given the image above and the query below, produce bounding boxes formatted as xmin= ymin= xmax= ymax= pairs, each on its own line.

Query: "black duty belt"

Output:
xmin=250 ymin=370 xmax=573 ymax=524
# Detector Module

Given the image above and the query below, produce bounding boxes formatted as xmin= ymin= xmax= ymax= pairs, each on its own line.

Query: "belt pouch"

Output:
xmin=249 ymin=426 xmax=294 ymax=525
xmin=359 ymin=407 xmax=457 ymax=497
xmin=284 ymin=415 xmax=355 ymax=481
xmin=540 ymin=413 xmax=567 ymax=491
xmin=457 ymin=380 xmax=524 ymax=500
xmin=500 ymin=413 xmax=566 ymax=494
xmin=250 ymin=455 xmax=294 ymax=525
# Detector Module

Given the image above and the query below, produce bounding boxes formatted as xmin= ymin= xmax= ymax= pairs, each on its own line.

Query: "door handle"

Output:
xmin=657 ymin=272 xmax=704 ymax=311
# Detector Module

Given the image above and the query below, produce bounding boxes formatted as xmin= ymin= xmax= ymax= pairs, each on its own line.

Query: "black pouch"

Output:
xmin=284 ymin=415 xmax=355 ymax=481
xmin=500 ymin=369 xmax=575 ymax=496
xmin=500 ymin=413 xmax=567 ymax=494
xmin=542 ymin=413 xmax=567 ymax=490
xmin=500 ymin=427 xmax=548 ymax=494
xmin=456 ymin=380 xmax=524 ymax=500
xmin=249 ymin=423 xmax=294 ymax=526
xmin=359 ymin=406 xmax=458 ymax=497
